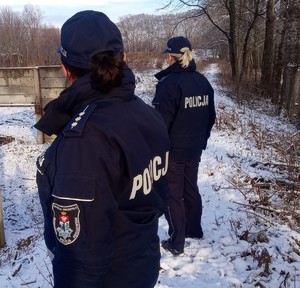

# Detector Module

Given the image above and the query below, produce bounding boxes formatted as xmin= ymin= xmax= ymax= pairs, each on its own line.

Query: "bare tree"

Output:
xmin=0 ymin=5 xmax=60 ymax=67
xmin=22 ymin=4 xmax=43 ymax=65
xmin=37 ymin=25 xmax=60 ymax=65
xmin=260 ymin=0 xmax=275 ymax=97
xmin=280 ymin=0 xmax=300 ymax=120
xmin=163 ymin=0 xmax=266 ymax=82
xmin=271 ymin=0 xmax=287 ymax=106
xmin=118 ymin=13 xmax=207 ymax=52
xmin=0 ymin=7 xmax=23 ymax=66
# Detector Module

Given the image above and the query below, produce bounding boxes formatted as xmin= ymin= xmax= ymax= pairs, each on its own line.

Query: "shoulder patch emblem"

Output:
xmin=52 ymin=203 xmax=80 ymax=245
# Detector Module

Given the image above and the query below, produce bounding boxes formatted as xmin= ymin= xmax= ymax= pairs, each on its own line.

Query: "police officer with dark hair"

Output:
xmin=153 ymin=36 xmax=216 ymax=256
xmin=35 ymin=10 xmax=169 ymax=288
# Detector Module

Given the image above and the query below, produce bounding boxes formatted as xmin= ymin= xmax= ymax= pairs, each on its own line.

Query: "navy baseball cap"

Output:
xmin=162 ymin=36 xmax=192 ymax=54
xmin=57 ymin=10 xmax=124 ymax=69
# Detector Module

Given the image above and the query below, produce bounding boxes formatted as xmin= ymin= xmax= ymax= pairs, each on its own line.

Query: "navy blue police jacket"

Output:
xmin=152 ymin=60 xmax=216 ymax=161
xmin=35 ymin=65 xmax=169 ymax=287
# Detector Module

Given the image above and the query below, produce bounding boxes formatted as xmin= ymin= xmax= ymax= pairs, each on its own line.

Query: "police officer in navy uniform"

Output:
xmin=35 ymin=10 xmax=169 ymax=288
xmin=152 ymin=36 xmax=216 ymax=255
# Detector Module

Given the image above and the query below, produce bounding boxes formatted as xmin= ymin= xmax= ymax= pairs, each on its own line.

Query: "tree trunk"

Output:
xmin=260 ymin=0 xmax=275 ymax=97
xmin=229 ymin=0 xmax=237 ymax=78
xmin=271 ymin=0 xmax=287 ymax=106
xmin=280 ymin=0 xmax=300 ymax=119
xmin=289 ymin=1 xmax=300 ymax=122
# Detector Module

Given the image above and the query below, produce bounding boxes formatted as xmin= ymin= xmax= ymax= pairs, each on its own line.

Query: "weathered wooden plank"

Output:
xmin=40 ymin=97 xmax=58 ymax=108
xmin=39 ymin=66 xmax=63 ymax=78
xmin=40 ymin=77 xmax=66 ymax=88
xmin=0 ymin=77 xmax=34 ymax=86
xmin=0 ymin=103 xmax=34 ymax=107
xmin=0 ymin=66 xmax=67 ymax=143
xmin=41 ymin=88 xmax=64 ymax=99
xmin=0 ymin=69 xmax=34 ymax=79
xmin=0 ymin=94 xmax=35 ymax=104
xmin=0 ymin=85 xmax=35 ymax=95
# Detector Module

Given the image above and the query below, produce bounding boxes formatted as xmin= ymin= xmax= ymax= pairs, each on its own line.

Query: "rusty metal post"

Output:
xmin=0 ymin=188 xmax=5 ymax=248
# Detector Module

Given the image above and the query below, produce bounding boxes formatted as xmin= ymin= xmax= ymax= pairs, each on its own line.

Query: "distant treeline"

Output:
xmin=0 ymin=5 xmax=217 ymax=67
xmin=0 ymin=1 xmax=299 ymax=124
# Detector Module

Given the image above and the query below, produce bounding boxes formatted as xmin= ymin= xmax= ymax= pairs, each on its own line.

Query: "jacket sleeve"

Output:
xmin=207 ymin=83 xmax=216 ymax=140
xmin=153 ymin=81 xmax=179 ymax=132
xmin=48 ymin=132 xmax=120 ymax=287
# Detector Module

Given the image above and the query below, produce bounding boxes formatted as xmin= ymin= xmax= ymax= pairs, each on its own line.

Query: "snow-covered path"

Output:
xmin=0 ymin=64 xmax=299 ymax=287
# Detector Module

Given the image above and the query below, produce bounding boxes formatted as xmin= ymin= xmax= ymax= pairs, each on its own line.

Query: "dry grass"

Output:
xmin=126 ymin=52 xmax=215 ymax=72
xmin=216 ymin=104 xmax=300 ymax=232
xmin=212 ymin=61 xmax=300 ymax=285
xmin=126 ymin=52 xmax=166 ymax=71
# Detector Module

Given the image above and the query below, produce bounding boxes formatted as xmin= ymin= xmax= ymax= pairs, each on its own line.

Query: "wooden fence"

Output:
xmin=0 ymin=66 xmax=66 ymax=245
xmin=0 ymin=66 xmax=66 ymax=143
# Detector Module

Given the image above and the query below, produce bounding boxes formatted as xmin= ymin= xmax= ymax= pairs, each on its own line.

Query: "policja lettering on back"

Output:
xmin=153 ymin=36 xmax=216 ymax=255
xmin=130 ymin=151 xmax=169 ymax=200
xmin=35 ymin=10 xmax=170 ymax=287
xmin=185 ymin=95 xmax=209 ymax=109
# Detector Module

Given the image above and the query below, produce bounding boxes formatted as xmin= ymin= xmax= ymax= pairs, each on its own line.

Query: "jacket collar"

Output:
xmin=34 ymin=64 xmax=136 ymax=136
xmin=154 ymin=59 xmax=197 ymax=81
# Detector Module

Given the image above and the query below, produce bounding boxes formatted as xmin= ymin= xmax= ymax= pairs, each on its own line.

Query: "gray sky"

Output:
xmin=0 ymin=0 xmax=167 ymax=26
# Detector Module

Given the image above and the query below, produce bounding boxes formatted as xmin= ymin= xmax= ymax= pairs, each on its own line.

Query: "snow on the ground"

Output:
xmin=0 ymin=64 xmax=299 ymax=288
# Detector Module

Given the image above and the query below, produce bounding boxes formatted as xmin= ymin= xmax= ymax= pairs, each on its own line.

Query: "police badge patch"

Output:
xmin=52 ymin=203 xmax=80 ymax=245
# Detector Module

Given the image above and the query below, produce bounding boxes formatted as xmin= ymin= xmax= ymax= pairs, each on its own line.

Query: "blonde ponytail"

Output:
xmin=170 ymin=47 xmax=193 ymax=68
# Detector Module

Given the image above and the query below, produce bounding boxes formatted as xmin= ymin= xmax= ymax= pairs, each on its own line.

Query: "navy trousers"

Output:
xmin=164 ymin=157 xmax=203 ymax=251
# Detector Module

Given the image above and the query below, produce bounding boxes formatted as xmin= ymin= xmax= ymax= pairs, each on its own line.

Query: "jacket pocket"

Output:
xmin=52 ymin=174 xmax=95 ymax=202
xmin=51 ymin=174 xmax=96 ymax=246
